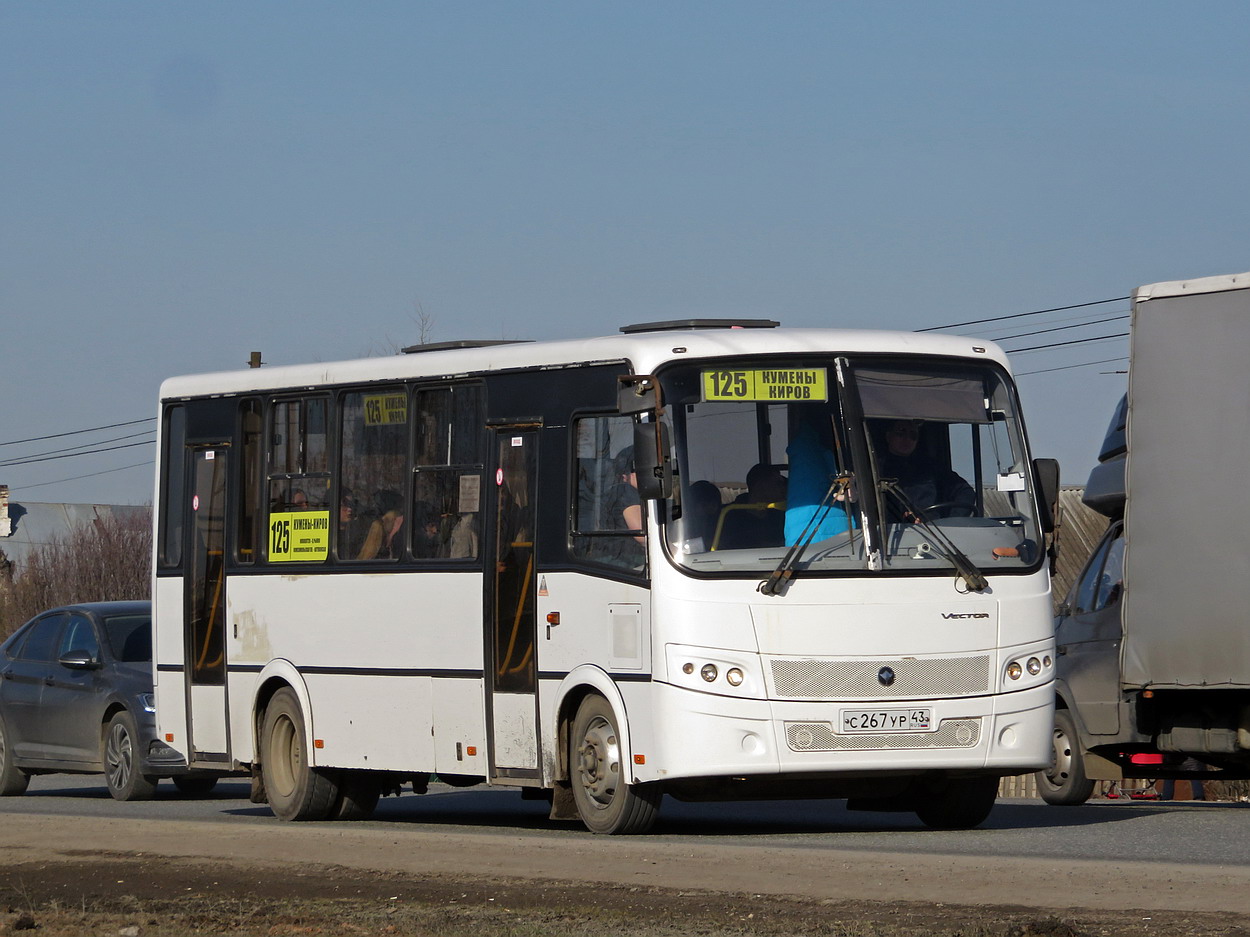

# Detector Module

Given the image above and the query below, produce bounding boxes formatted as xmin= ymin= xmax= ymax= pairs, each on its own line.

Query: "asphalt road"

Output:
xmin=3 ymin=772 xmax=1247 ymax=867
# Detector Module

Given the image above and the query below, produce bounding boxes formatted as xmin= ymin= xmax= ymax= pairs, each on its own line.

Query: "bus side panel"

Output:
xmin=225 ymin=571 xmax=483 ymax=774
xmin=535 ymin=572 xmax=651 ymax=783
xmin=153 ymin=575 xmax=189 ymax=759
xmin=302 ymin=673 xmax=436 ymax=771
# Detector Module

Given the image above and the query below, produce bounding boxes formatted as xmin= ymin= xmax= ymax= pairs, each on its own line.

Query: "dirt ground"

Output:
xmin=1 ymin=854 xmax=1248 ymax=937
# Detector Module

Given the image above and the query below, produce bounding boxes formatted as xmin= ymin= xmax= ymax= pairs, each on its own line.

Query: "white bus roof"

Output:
xmin=159 ymin=325 xmax=1010 ymax=400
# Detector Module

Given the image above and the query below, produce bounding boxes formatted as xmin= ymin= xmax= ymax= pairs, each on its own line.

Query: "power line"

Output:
xmin=1002 ymin=332 xmax=1130 ymax=354
xmin=0 ymin=417 xmax=154 ymax=448
xmin=917 ymin=297 xmax=1128 ymax=333
xmin=1015 ymin=356 xmax=1129 ymax=377
xmin=3 ymin=429 xmax=155 ymax=464
xmin=0 ymin=439 xmax=155 ymax=469
xmin=991 ymin=314 xmax=1129 ymax=344
xmin=6 ymin=460 xmax=155 ymax=494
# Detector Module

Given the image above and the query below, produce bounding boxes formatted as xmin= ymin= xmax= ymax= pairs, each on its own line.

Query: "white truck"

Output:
xmin=1038 ymin=269 xmax=1250 ymax=804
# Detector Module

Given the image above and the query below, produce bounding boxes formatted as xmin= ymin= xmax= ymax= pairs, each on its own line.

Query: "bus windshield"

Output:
xmin=660 ymin=356 xmax=1044 ymax=578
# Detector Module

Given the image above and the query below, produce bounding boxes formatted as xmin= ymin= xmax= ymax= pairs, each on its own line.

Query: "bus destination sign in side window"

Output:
xmin=702 ymin=368 xmax=828 ymax=402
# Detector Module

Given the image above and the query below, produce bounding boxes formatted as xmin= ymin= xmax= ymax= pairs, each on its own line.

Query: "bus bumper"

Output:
xmin=637 ymin=680 xmax=1053 ymax=783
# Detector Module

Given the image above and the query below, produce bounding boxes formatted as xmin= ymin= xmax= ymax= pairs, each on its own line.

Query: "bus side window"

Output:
xmin=570 ymin=415 xmax=645 ymax=571
xmin=413 ymin=385 xmax=484 ymax=561
xmin=339 ymin=387 xmax=409 ymax=561
xmin=265 ymin=396 xmax=332 ymax=562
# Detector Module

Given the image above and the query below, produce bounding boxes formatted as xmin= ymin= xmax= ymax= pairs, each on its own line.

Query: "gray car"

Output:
xmin=0 ymin=600 xmax=220 ymax=800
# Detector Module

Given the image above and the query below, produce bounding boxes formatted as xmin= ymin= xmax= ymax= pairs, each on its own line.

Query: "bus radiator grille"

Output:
xmin=785 ymin=718 xmax=982 ymax=752
xmin=769 ymin=656 xmax=990 ymax=699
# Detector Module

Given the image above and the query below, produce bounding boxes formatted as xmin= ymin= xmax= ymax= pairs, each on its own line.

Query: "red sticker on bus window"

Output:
xmin=496 ymin=468 xmax=504 ymax=486
xmin=192 ymin=495 xmax=200 ymax=511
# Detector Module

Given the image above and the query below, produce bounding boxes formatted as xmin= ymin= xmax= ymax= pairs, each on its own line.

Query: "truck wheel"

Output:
xmin=0 ymin=716 xmax=30 ymax=796
xmin=103 ymin=711 xmax=158 ymax=801
xmin=260 ymin=688 xmax=340 ymax=821
xmin=914 ymin=775 xmax=999 ymax=830
xmin=331 ymin=770 xmax=381 ymax=820
xmin=1036 ymin=709 xmax=1095 ymax=806
xmin=570 ymin=695 xmax=661 ymax=834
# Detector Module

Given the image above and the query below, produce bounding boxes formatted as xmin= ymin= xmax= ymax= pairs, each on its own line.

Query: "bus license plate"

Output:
xmin=840 ymin=708 xmax=932 ymax=733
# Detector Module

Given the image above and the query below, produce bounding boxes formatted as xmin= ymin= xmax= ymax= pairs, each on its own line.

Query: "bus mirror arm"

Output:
xmin=617 ymin=374 xmax=659 ymax=415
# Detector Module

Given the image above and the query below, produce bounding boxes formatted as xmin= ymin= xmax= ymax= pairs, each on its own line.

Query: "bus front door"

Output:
xmin=486 ymin=428 xmax=540 ymax=778
xmin=183 ymin=446 xmax=231 ymax=766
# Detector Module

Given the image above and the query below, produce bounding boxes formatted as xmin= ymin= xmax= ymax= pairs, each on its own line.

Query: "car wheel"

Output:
xmin=260 ymin=687 xmax=340 ymax=821
xmin=171 ymin=775 xmax=219 ymax=797
xmin=570 ymin=695 xmax=661 ymax=834
xmin=0 ymin=716 xmax=30 ymax=796
xmin=914 ymin=775 xmax=1000 ymax=830
xmin=103 ymin=710 xmax=158 ymax=801
xmin=1036 ymin=709 xmax=1096 ymax=806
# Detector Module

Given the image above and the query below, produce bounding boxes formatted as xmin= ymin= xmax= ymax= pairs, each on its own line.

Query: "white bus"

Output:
xmin=152 ymin=319 xmax=1058 ymax=833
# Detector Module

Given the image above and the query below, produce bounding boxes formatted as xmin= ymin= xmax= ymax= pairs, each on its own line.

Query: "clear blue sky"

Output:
xmin=2 ymin=2 xmax=1246 ymax=504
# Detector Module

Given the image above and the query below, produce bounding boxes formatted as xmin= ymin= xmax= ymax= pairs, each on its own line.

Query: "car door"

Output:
xmin=0 ymin=613 xmax=66 ymax=759
xmin=38 ymin=612 xmax=107 ymax=764
xmin=1055 ymin=522 xmax=1125 ymax=736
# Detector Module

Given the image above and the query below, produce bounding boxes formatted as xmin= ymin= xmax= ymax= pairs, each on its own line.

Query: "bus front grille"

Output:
xmin=785 ymin=718 xmax=982 ymax=752
xmin=769 ymin=655 xmax=991 ymax=699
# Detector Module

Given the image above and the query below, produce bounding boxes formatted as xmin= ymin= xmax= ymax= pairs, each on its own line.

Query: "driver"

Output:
xmin=876 ymin=420 xmax=975 ymax=521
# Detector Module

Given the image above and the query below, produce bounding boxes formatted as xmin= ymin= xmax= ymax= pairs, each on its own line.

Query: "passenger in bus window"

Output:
xmin=358 ymin=490 xmax=404 ymax=559
xmin=876 ymin=420 xmax=974 ymax=521
xmin=681 ymin=480 xmax=723 ymax=552
xmin=602 ymin=447 xmax=645 ymax=567
xmin=717 ymin=464 xmax=786 ymax=549
xmin=290 ymin=489 xmax=309 ymax=510
xmin=411 ymin=501 xmax=446 ymax=558
xmin=338 ymin=489 xmax=370 ymax=558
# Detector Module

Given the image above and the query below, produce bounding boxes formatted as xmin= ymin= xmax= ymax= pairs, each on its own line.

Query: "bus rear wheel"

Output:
xmin=570 ymin=695 xmax=661 ymax=834
xmin=260 ymin=688 xmax=340 ymax=821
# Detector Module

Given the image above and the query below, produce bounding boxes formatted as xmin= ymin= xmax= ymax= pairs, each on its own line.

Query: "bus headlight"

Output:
xmin=700 ymin=664 xmax=718 ymax=683
xmin=1006 ymin=661 xmax=1023 ymax=680
xmin=726 ymin=668 xmax=744 ymax=687
xmin=666 ymin=644 xmax=761 ymax=697
xmin=1027 ymin=657 xmax=1042 ymax=676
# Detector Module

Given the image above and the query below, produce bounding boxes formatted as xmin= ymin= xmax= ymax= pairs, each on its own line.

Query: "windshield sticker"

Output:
xmin=996 ymin=473 xmax=1027 ymax=492
xmin=702 ymin=368 xmax=828 ymax=402
xmin=269 ymin=510 xmax=330 ymax=562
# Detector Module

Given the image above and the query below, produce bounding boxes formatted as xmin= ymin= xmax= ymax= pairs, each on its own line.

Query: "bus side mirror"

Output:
xmin=1033 ymin=457 xmax=1060 ymax=534
xmin=633 ymin=420 xmax=674 ymax=501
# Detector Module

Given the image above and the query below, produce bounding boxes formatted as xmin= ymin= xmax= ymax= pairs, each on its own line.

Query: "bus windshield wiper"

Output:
xmin=879 ymin=481 xmax=987 ymax=592
xmin=758 ymin=473 xmax=855 ymax=597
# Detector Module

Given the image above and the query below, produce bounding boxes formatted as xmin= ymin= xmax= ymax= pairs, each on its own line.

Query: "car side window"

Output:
xmin=17 ymin=615 xmax=65 ymax=662
xmin=1072 ymin=535 xmax=1113 ymax=616
xmin=1092 ymin=531 xmax=1126 ymax=612
xmin=59 ymin=615 xmax=101 ymax=661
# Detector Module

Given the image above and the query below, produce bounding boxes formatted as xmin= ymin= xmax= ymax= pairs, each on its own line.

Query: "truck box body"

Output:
xmin=1122 ymin=272 xmax=1250 ymax=688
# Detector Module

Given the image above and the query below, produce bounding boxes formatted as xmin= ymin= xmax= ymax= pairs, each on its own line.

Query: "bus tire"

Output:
xmin=914 ymin=775 xmax=999 ymax=830
xmin=0 ymin=716 xmax=30 ymax=796
xmin=260 ymin=688 xmax=340 ymax=821
xmin=103 ymin=710 xmax=158 ymax=801
xmin=570 ymin=695 xmax=661 ymax=834
xmin=1036 ymin=709 xmax=1095 ymax=806
xmin=332 ymin=770 xmax=381 ymax=820
xmin=171 ymin=775 xmax=219 ymax=797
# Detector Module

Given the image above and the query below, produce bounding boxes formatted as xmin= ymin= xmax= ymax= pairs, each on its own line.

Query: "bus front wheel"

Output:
xmin=570 ymin=695 xmax=661 ymax=834
xmin=260 ymin=688 xmax=340 ymax=821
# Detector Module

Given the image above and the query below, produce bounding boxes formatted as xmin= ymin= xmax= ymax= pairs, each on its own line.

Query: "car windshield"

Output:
xmin=103 ymin=614 xmax=152 ymax=663
xmin=659 ymin=355 xmax=1044 ymax=579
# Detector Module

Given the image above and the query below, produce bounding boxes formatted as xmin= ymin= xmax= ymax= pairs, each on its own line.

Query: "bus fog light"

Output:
xmin=1043 ymin=655 xmax=1052 ymax=668
xmin=1026 ymin=657 xmax=1042 ymax=675
xmin=682 ymin=663 xmax=694 ymax=675
xmin=726 ymin=668 xmax=744 ymax=687
xmin=700 ymin=664 xmax=718 ymax=682
xmin=1006 ymin=661 xmax=1022 ymax=680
